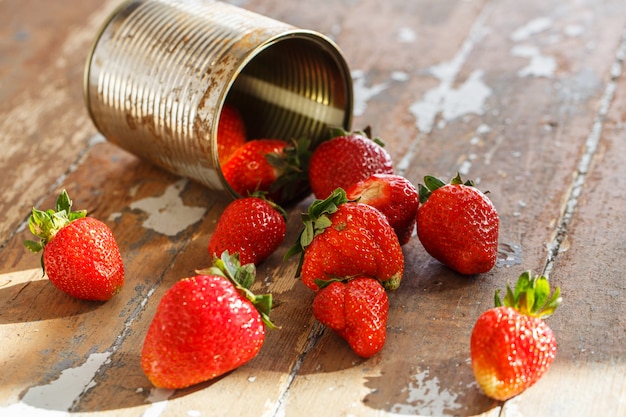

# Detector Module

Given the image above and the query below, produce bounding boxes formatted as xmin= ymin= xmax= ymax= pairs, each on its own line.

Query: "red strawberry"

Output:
xmin=217 ymin=103 xmax=247 ymax=165
xmin=208 ymin=194 xmax=287 ymax=265
xmin=141 ymin=251 xmax=275 ymax=389
xmin=24 ymin=190 xmax=124 ymax=301
xmin=313 ymin=276 xmax=388 ymax=358
xmin=346 ymin=173 xmax=419 ymax=245
xmin=471 ymin=271 xmax=561 ymax=400
xmin=221 ymin=138 xmax=309 ymax=204
xmin=416 ymin=173 xmax=499 ymax=275
xmin=308 ymin=128 xmax=394 ymax=200
xmin=286 ymin=188 xmax=404 ymax=291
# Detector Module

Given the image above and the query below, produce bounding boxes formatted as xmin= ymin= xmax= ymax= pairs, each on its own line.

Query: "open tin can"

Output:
xmin=83 ymin=0 xmax=353 ymax=199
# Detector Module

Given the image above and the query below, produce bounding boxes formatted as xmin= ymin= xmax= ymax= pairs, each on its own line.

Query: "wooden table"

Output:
xmin=2 ymin=0 xmax=625 ymax=416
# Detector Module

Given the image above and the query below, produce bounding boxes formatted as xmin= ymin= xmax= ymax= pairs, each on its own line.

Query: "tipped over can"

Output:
xmin=83 ymin=0 xmax=353 ymax=198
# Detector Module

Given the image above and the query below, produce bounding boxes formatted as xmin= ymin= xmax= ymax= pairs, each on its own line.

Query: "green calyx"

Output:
xmin=24 ymin=189 xmax=87 ymax=254
xmin=267 ymin=137 xmax=312 ymax=201
xmin=284 ymin=188 xmax=351 ymax=276
xmin=329 ymin=125 xmax=386 ymax=148
xmin=496 ymin=270 xmax=562 ymax=319
xmin=418 ymin=172 xmax=475 ymax=204
xmin=200 ymin=251 xmax=277 ymax=330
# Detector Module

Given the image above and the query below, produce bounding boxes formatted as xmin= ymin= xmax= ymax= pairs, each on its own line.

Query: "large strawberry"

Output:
xmin=346 ymin=173 xmax=419 ymax=245
xmin=208 ymin=194 xmax=287 ymax=265
xmin=308 ymin=128 xmax=394 ymax=200
xmin=471 ymin=271 xmax=561 ymax=401
xmin=217 ymin=103 xmax=247 ymax=165
xmin=24 ymin=190 xmax=124 ymax=301
xmin=286 ymin=188 xmax=404 ymax=291
xmin=141 ymin=251 xmax=275 ymax=390
xmin=313 ymin=276 xmax=388 ymax=358
xmin=221 ymin=138 xmax=310 ymax=204
xmin=416 ymin=173 xmax=499 ymax=275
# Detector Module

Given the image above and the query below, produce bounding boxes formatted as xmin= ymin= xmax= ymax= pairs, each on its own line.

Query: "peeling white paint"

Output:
xmin=351 ymin=70 xmax=389 ymax=117
xmin=511 ymin=45 xmax=556 ymax=78
xmin=129 ymin=179 xmax=207 ymax=236
xmin=510 ymin=17 xmax=553 ymax=42
xmin=390 ymin=369 xmax=462 ymax=415
xmin=397 ymin=27 xmax=417 ymax=43
xmin=141 ymin=388 xmax=175 ymax=417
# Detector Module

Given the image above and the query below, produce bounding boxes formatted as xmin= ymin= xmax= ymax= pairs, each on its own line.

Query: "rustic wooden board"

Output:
xmin=1 ymin=0 xmax=626 ymax=416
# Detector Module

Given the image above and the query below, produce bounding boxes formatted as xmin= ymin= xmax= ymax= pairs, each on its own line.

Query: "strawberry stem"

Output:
xmin=418 ymin=173 xmax=475 ymax=203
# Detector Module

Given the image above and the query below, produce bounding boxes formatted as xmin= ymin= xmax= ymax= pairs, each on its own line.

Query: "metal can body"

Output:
xmin=84 ymin=0 xmax=353 ymax=196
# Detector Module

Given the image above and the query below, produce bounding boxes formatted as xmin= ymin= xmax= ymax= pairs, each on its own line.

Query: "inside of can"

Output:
xmin=224 ymin=35 xmax=353 ymax=151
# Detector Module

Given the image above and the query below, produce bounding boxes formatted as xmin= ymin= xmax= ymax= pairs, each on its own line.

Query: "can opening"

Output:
xmin=223 ymin=34 xmax=353 ymax=151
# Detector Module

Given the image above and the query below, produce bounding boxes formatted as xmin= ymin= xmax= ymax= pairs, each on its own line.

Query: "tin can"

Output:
xmin=83 ymin=0 xmax=353 ymax=198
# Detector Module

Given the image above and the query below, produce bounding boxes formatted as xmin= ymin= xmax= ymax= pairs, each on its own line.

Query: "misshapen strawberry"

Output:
xmin=208 ymin=194 xmax=286 ymax=265
xmin=24 ymin=190 xmax=124 ymax=301
xmin=141 ymin=251 xmax=276 ymax=390
xmin=217 ymin=103 xmax=247 ymax=165
xmin=313 ymin=276 xmax=388 ymax=358
xmin=417 ymin=173 xmax=499 ymax=275
xmin=471 ymin=271 xmax=561 ymax=401
xmin=221 ymin=138 xmax=310 ymax=204
xmin=286 ymin=188 xmax=404 ymax=291
xmin=346 ymin=173 xmax=419 ymax=245
xmin=308 ymin=128 xmax=394 ymax=200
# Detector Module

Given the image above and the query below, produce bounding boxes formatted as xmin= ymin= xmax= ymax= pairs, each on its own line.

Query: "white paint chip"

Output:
xmin=130 ymin=179 xmax=207 ymax=236
xmin=390 ymin=369 xmax=462 ymax=415
xmin=397 ymin=27 xmax=417 ymax=43
xmin=511 ymin=17 xmax=553 ymax=42
xmin=511 ymin=45 xmax=557 ymax=78
xmin=351 ymin=70 xmax=389 ymax=116
xmin=142 ymin=388 xmax=175 ymax=417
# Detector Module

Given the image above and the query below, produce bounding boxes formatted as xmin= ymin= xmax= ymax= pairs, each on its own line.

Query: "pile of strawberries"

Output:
xmin=22 ymin=103 xmax=562 ymax=401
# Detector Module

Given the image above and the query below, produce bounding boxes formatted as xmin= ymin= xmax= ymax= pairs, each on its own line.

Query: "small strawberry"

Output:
xmin=208 ymin=194 xmax=287 ymax=265
xmin=308 ymin=128 xmax=394 ymax=200
xmin=313 ymin=276 xmax=388 ymax=358
xmin=470 ymin=271 xmax=561 ymax=401
xmin=346 ymin=173 xmax=419 ymax=245
xmin=217 ymin=103 xmax=247 ymax=165
xmin=416 ymin=173 xmax=499 ymax=275
xmin=141 ymin=251 xmax=276 ymax=390
xmin=221 ymin=138 xmax=310 ymax=204
xmin=286 ymin=188 xmax=404 ymax=291
xmin=23 ymin=190 xmax=124 ymax=301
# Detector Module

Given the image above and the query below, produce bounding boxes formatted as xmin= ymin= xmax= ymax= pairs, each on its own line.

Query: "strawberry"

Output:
xmin=208 ymin=194 xmax=287 ymax=265
xmin=313 ymin=276 xmax=388 ymax=358
xmin=470 ymin=271 xmax=561 ymax=401
xmin=221 ymin=138 xmax=310 ymax=204
xmin=217 ymin=103 xmax=247 ymax=165
xmin=141 ymin=251 xmax=276 ymax=390
xmin=286 ymin=188 xmax=404 ymax=291
xmin=416 ymin=173 xmax=499 ymax=275
xmin=346 ymin=173 xmax=419 ymax=245
xmin=308 ymin=128 xmax=394 ymax=200
xmin=23 ymin=190 xmax=124 ymax=301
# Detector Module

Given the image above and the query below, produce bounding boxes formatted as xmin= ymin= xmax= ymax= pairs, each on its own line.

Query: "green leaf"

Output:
xmin=23 ymin=240 xmax=43 ymax=253
xmin=424 ymin=175 xmax=446 ymax=192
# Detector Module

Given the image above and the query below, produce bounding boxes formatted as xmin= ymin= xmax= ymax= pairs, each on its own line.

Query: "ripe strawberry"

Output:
xmin=217 ymin=103 xmax=247 ymax=165
xmin=416 ymin=173 xmax=499 ymax=275
xmin=208 ymin=194 xmax=287 ymax=265
xmin=471 ymin=271 xmax=561 ymax=401
xmin=23 ymin=190 xmax=124 ymax=301
xmin=141 ymin=251 xmax=276 ymax=389
xmin=308 ymin=128 xmax=394 ymax=200
xmin=286 ymin=188 xmax=404 ymax=291
xmin=346 ymin=173 xmax=419 ymax=245
xmin=221 ymin=138 xmax=310 ymax=204
xmin=313 ymin=276 xmax=388 ymax=358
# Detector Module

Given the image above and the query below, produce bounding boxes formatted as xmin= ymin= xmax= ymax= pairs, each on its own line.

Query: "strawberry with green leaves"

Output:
xmin=471 ymin=271 xmax=561 ymax=401
xmin=221 ymin=138 xmax=310 ymax=204
xmin=417 ymin=173 xmax=499 ymax=275
xmin=286 ymin=188 xmax=404 ymax=291
xmin=308 ymin=128 xmax=394 ymax=200
xmin=217 ymin=103 xmax=247 ymax=165
xmin=208 ymin=194 xmax=287 ymax=265
xmin=141 ymin=251 xmax=276 ymax=390
xmin=24 ymin=190 xmax=124 ymax=301
xmin=346 ymin=173 xmax=419 ymax=245
xmin=313 ymin=276 xmax=389 ymax=358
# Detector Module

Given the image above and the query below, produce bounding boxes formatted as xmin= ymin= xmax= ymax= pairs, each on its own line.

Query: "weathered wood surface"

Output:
xmin=1 ymin=0 xmax=625 ymax=416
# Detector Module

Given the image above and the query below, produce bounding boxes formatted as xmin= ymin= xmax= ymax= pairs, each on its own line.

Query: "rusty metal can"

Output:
xmin=83 ymin=0 xmax=353 ymax=198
